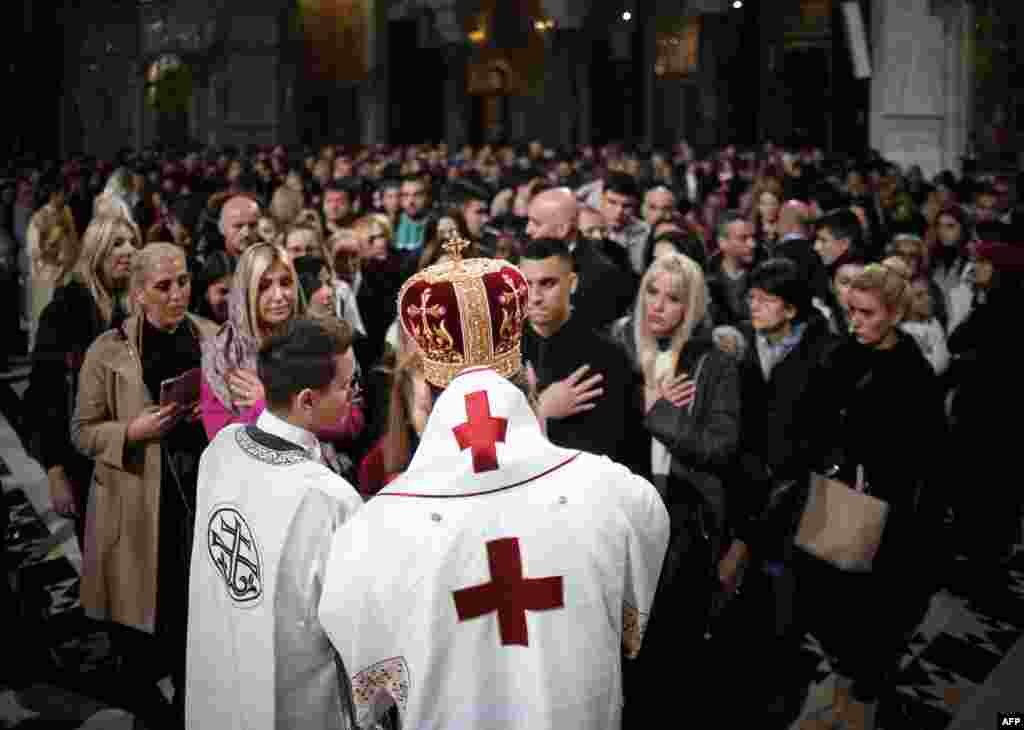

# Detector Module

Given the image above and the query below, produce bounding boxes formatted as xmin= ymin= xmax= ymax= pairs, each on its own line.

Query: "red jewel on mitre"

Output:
xmin=398 ymin=235 xmax=529 ymax=389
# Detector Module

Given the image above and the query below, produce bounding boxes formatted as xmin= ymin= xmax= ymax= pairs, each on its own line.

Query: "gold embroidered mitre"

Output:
xmin=397 ymin=233 xmax=529 ymax=388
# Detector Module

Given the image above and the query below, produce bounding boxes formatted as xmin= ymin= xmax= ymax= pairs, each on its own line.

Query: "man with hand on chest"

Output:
xmin=186 ymin=318 xmax=363 ymax=730
xmin=520 ymin=237 xmax=649 ymax=477
xmin=318 ymin=236 xmax=669 ymax=730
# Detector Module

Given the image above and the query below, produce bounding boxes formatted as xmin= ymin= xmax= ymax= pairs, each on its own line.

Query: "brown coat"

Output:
xmin=71 ymin=313 xmax=217 ymax=633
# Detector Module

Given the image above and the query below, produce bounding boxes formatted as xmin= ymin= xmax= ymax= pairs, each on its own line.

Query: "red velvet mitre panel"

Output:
xmin=484 ymin=266 xmax=529 ymax=357
xmin=399 ymin=278 xmax=467 ymax=367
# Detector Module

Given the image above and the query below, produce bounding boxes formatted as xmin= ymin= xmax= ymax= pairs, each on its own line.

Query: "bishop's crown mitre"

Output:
xmin=397 ymin=234 xmax=529 ymax=389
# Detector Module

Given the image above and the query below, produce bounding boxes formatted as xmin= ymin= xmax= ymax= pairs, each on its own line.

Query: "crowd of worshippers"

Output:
xmin=3 ymin=138 xmax=1024 ymax=729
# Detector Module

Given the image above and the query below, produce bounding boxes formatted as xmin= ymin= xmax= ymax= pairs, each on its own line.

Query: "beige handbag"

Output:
xmin=794 ymin=466 xmax=889 ymax=572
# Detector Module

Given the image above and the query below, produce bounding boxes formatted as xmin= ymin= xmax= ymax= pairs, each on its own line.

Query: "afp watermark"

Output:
xmin=999 ymin=713 xmax=1023 ymax=727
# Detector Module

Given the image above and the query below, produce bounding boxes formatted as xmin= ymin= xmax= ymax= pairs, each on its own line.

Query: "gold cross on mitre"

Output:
xmin=442 ymin=230 xmax=471 ymax=264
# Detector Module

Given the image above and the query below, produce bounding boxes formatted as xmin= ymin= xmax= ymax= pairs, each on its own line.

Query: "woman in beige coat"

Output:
xmin=73 ymin=242 xmax=216 ymax=729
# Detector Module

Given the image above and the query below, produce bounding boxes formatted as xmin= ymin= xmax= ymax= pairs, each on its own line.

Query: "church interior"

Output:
xmin=2 ymin=0 xmax=1024 ymax=728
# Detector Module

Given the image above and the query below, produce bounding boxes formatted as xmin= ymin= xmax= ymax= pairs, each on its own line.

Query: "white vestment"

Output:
xmin=319 ymin=368 xmax=670 ymax=730
xmin=187 ymin=410 xmax=363 ymax=730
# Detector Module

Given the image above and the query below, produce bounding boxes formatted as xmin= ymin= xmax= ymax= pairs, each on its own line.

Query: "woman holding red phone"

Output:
xmin=73 ymin=242 xmax=218 ymax=729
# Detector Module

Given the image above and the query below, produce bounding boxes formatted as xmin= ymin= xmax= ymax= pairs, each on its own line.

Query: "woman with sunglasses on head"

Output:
xmin=26 ymin=215 xmax=141 ymax=543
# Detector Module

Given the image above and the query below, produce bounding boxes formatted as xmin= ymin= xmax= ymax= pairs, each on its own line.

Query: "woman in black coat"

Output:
xmin=723 ymin=259 xmax=842 ymax=725
xmin=25 ymin=215 xmax=140 ymax=543
xmin=947 ymin=240 xmax=1024 ymax=576
xmin=791 ymin=263 xmax=948 ymax=730
xmin=608 ymin=252 xmax=741 ymax=724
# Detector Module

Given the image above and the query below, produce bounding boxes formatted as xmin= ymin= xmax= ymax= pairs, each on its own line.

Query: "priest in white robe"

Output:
xmin=318 ymin=237 xmax=670 ymax=730
xmin=187 ymin=318 xmax=364 ymax=730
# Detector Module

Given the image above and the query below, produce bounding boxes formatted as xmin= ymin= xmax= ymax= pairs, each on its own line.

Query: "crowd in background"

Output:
xmin=1 ymin=137 xmax=1023 ymax=729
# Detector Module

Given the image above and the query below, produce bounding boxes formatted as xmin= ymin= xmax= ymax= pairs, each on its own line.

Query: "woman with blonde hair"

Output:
xmin=790 ymin=262 xmax=948 ymax=730
xmin=750 ymin=176 xmax=785 ymax=247
xmin=93 ymin=166 xmax=139 ymax=222
xmin=352 ymin=212 xmax=395 ymax=264
xmin=27 ymin=177 xmax=81 ymax=349
xmin=609 ymin=252 xmax=741 ymax=717
xmin=325 ymin=227 xmax=368 ymax=343
xmin=879 ymin=251 xmax=948 ymax=374
xmin=199 ymin=242 xmax=300 ymax=438
xmin=26 ymin=215 xmax=141 ymax=540
xmin=73 ymin=242 xmax=217 ymax=727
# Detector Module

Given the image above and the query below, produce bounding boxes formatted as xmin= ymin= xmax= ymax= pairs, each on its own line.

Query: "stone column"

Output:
xmin=441 ymin=43 xmax=470 ymax=150
xmin=543 ymin=29 xmax=579 ymax=149
xmin=541 ymin=0 xmax=590 ymax=147
xmin=360 ymin=0 xmax=389 ymax=145
xmin=575 ymin=36 xmax=592 ymax=146
xmin=941 ymin=1 xmax=973 ymax=174
xmin=758 ymin=1 xmax=784 ymax=144
xmin=641 ymin=11 xmax=657 ymax=147
xmin=696 ymin=13 xmax=723 ymax=149
xmin=207 ymin=73 xmax=220 ymax=147
xmin=870 ymin=0 xmax=970 ymax=178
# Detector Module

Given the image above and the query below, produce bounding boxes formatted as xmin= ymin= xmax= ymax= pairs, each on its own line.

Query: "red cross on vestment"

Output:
xmin=451 ymin=390 xmax=507 ymax=473
xmin=452 ymin=537 xmax=564 ymax=646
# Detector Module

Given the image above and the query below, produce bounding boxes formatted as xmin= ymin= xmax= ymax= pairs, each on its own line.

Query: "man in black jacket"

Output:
xmin=706 ymin=211 xmax=757 ymax=328
xmin=525 ymin=187 xmax=634 ymax=333
xmin=519 ymin=238 xmax=647 ymax=476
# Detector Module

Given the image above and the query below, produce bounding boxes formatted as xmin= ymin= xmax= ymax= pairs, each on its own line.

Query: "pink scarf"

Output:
xmin=200 ymin=274 xmax=261 ymax=414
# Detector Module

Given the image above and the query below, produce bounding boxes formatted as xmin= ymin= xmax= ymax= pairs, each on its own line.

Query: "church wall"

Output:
xmin=208 ymin=9 xmax=286 ymax=148
xmin=61 ymin=0 xmax=292 ymax=155
xmin=869 ymin=0 xmax=973 ymax=177
xmin=63 ymin=8 xmax=141 ymax=158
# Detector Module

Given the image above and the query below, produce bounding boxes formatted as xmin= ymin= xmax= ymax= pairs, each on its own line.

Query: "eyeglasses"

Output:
xmin=746 ymin=291 xmax=784 ymax=308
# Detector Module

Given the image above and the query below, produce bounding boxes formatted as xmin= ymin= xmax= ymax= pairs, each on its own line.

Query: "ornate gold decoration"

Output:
xmin=441 ymin=231 xmax=471 ymax=265
xmin=498 ymin=273 xmax=527 ymax=348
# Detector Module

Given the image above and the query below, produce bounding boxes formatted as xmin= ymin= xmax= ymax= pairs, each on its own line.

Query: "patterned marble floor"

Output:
xmin=788 ymin=553 xmax=1024 ymax=729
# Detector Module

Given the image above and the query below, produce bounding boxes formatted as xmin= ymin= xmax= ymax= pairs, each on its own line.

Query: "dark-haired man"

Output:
xmin=601 ymin=172 xmax=650 ymax=275
xmin=394 ymin=175 xmax=432 ymax=253
xmin=322 ymin=180 xmax=357 ymax=236
xmin=450 ymin=180 xmax=491 ymax=245
xmin=187 ymin=318 xmax=363 ymax=730
xmin=519 ymin=238 xmax=647 ymax=475
xmin=813 ymin=207 xmax=864 ymax=279
xmin=706 ymin=211 xmax=757 ymax=328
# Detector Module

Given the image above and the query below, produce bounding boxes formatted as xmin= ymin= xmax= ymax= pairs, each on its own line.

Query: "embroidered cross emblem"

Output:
xmin=207 ymin=507 xmax=263 ymax=604
xmin=407 ymin=288 xmax=446 ymax=341
xmin=451 ymin=390 xmax=507 ymax=473
xmin=452 ymin=538 xmax=564 ymax=646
